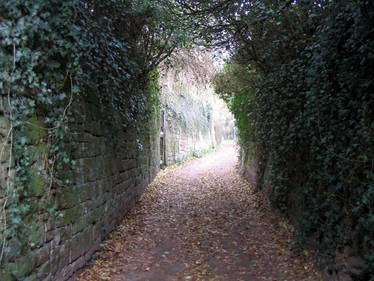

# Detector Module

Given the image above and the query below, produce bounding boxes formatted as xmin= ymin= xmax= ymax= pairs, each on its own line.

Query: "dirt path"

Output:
xmin=76 ymin=143 xmax=322 ymax=281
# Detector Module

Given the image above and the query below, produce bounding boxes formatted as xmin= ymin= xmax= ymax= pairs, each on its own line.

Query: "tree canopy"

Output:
xmin=1 ymin=0 xmax=373 ymax=277
xmin=212 ymin=1 xmax=374 ymax=276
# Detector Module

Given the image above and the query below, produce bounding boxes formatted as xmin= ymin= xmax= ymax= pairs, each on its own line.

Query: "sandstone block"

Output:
xmin=56 ymin=186 xmax=78 ymax=209
xmin=28 ymin=221 xmax=44 ymax=248
xmin=57 ymin=206 xmax=81 ymax=226
xmin=6 ymin=254 xmax=36 ymax=279
xmin=23 ymin=273 xmax=38 ymax=281
xmin=72 ymin=216 xmax=89 ymax=235
xmin=70 ymin=228 xmax=92 ymax=261
xmin=37 ymin=261 xmax=51 ymax=279
xmin=35 ymin=244 xmax=50 ymax=267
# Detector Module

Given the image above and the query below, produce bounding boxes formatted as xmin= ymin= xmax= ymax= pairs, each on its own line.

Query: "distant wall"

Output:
xmin=0 ymin=93 xmax=160 ymax=281
xmin=160 ymin=49 xmax=234 ymax=166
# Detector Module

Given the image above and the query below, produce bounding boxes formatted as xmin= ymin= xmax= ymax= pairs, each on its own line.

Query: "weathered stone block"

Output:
xmin=93 ymin=191 xmax=108 ymax=207
xmin=337 ymin=272 xmax=353 ymax=281
xmin=35 ymin=244 xmax=50 ymax=267
xmin=117 ymin=171 xmax=128 ymax=183
xmin=70 ymin=132 xmax=95 ymax=143
xmin=29 ymin=221 xmax=44 ymax=248
xmin=113 ymin=181 xmax=129 ymax=195
xmin=37 ymin=261 xmax=51 ymax=280
xmin=88 ymin=204 xmax=105 ymax=224
xmin=45 ymin=230 xmax=54 ymax=243
xmin=124 ymin=159 xmax=137 ymax=170
xmin=70 ymin=256 xmax=85 ymax=275
xmin=129 ymin=167 xmax=141 ymax=178
xmin=53 ymin=229 xmax=63 ymax=246
xmin=71 ymin=142 xmax=83 ymax=159
xmin=92 ymin=221 xmax=103 ymax=241
xmin=0 ymin=118 xmax=10 ymax=144
xmin=70 ymin=228 xmax=92 ymax=262
xmin=57 ymin=206 xmax=81 ymax=226
xmin=56 ymin=186 xmax=78 ymax=209
xmin=54 ymin=256 xmax=85 ymax=281
xmin=72 ymin=216 xmax=89 ymax=235
xmin=100 ymin=178 xmax=112 ymax=193
xmin=59 ymin=225 xmax=73 ymax=242
xmin=73 ymin=141 xmax=102 ymax=159
xmin=101 ymin=157 xmax=113 ymax=176
xmin=23 ymin=273 xmax=38 ymax=281
xmin=77 ymin=183 xmax=92 ymax=202
xmin=81 ymin=199 xmax=94 ymax=211
xmin=59 ymin=242 xmax=71 ymax=266
xmin=85 ymin=121 xmax=102 ymax=134
xmin=346 ymin=256 xmax=366 ymax=277
xmin=80 ymin=157 xmax=101 ymax=182
xmin=6 ymin=253 xmax=36 ymax=279
xmin=50 ymin=241 xmax=71 ymax=275
xmin=45 ymin=219 xmax=55 ymax=232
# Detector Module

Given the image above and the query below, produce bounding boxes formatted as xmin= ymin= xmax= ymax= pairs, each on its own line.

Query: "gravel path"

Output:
xmin=76 ymin=143 xmax=322 ymax=281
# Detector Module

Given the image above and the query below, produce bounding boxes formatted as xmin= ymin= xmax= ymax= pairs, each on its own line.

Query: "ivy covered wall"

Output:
xmin=212 ymin=1 xmax=374 ymax=279
xmin=0 ymin=0 xmax=181 ymax=279
xmin=160 ymin=49 xmax=234 ymax=166
xmin=0 ymin=91 xmax=160 ymax=281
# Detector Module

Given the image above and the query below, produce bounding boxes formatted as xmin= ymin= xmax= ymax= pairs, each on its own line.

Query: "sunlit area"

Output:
xmin=159 ymin=48 xmax=235 ymax=167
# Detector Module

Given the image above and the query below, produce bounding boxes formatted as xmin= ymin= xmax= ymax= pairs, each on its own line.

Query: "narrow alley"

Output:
xmin=76 ymin=143 xmax=321 ymax=281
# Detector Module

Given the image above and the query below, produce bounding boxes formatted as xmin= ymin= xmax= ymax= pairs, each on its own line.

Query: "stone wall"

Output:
xmin=160 ymin=49 xmax=234 ymax=166
xmin=0 ymin=93 xmax=160 ymax=281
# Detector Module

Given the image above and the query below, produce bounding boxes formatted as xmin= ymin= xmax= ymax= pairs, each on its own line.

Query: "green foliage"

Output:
xmin=214 ymin=63 xmax=259 ymax=151
xmin=77 ymin=0 xmax=187 ymax=126
xmin=214 ymin=0 xmax=374 ymax=275
xmin=146 ymin=70 xmax=162 ymax=123
xmin=2 ymin=0 xmax=373 ymax=278
xmin=0 ymin=0 xmax=188 ymax=269
xmin=191 ymin=147 xmax=214 ymax=158
xmin=0 ymin=0 xmax=81 ymax=261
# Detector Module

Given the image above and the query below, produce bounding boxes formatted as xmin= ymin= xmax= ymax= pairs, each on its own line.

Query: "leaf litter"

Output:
xmin=75 ymin=143 xmax=323 ymax=281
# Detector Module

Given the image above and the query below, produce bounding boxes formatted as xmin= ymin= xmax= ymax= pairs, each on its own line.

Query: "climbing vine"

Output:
xmin=213 ymin=0 xmax=374 ymax=276
xmin=3 ymin=0 xmax=372 ymax=278
xmin=0 ymin=0 xmax=81 ymax=261
xmin=0 ymin=0 xmax=187 ymax=267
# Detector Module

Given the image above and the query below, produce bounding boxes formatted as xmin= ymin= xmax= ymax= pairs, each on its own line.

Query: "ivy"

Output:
xmin=76 ymin=0 xmax=187 ymax=127
xmin=0 ymin=0 xmax=81 ymax=261
xmin=213 ymin=0 xmax=374 ymax=276
xmin=0 ymin=0 xmax=187 ymax=267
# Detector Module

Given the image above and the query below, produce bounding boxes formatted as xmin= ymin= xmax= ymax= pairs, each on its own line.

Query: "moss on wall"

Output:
xmin=0 ymin=92 xmax=160 ymax=280
xmin=25 ymin=118 xmax=46 ymax=145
